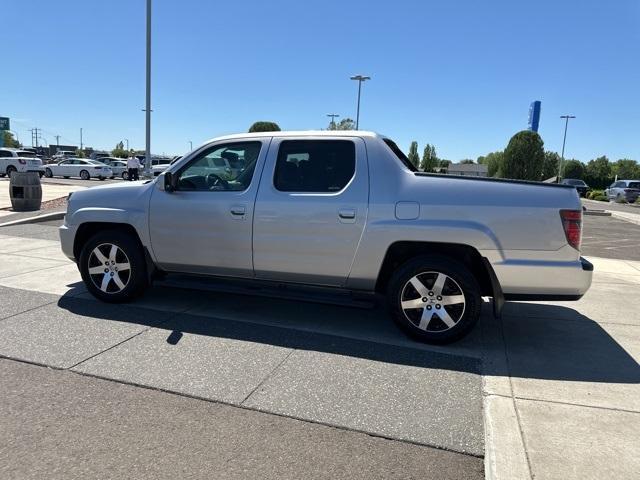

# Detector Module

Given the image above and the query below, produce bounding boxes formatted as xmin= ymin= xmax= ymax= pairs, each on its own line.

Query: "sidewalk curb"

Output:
xmin=609 ymin=211 xmax=640 ymax=226
xmin=0 ymin=211 xmax=65 ymax=228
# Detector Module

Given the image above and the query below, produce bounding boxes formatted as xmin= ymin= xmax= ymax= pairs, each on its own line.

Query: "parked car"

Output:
xmin=0 ymin=147 xmax=45 ymax=177
xmin=561 ymin=178 xmax=589 ymax=197
xmin=45 ymin=158 xmax=113 ymax=180
xmin=150 ymin=158 xmax=172 ymax=176
xmin=60 ymin=131 xmax=593 ymax=344
xmin=52 ymin=150 xmax=76 ymax=161
xmin=605 ymin=180 xmax=640 ymax=203
xmin=101 ymin=158 xmax=129 ymax=179
xmin=90 ymin=152 xmax=110 ymax=161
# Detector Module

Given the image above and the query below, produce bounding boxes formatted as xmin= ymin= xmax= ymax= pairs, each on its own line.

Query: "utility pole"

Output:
xmin=327 ymin=113 xmax=340 ymax=129
xmin=29 ymin=128 xmax=41 ymax=148
xmin=125 ymin=138 xmax=129 ymax=150
xmin=55 ymin=135 xmax=60 ymax=146
xmin=350 ymin=75 xmax=371 ymax=130
xmin=189 ymin=140 xmax=193 ymax=151
xmin=558 ymin=115 xmax=576 ymax=180
xmin=143 ymin=0 xmax=152 ymax=179
xmin=80 ymin=128 xmax=83 ymax=150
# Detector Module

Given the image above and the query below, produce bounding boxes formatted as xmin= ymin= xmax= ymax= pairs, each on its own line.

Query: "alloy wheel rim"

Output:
xmin=87 ymin=243 xmax=131 ymax=294
xmin=400 ymin=271 xmax=466 ymax=332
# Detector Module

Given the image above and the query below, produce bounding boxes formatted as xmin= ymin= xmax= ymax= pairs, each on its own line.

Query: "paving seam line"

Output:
xmin=65 ymin=304 xmax=195 ymax=370
xmin=510 ymin=395 xmax=640 ymax=415
xmin=239 ymin=349 xmax=296 ymax=405
xmin=499 ymin=314 xmax=534 ymax=480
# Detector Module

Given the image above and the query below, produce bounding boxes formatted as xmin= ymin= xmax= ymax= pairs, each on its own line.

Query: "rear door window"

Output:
xmin=274 ymin=140 xmax=355 ymax=192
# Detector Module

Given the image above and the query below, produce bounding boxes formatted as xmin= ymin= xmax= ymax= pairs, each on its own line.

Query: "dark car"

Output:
xmin=561 ymin=178 xmax=589 ymax=197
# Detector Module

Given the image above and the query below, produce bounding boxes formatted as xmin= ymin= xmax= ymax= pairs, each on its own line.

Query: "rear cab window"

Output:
xmin=383 ymin=138 xmax=417 ymax=172
xmin=273 ymin=140 xmax=356 ymax=193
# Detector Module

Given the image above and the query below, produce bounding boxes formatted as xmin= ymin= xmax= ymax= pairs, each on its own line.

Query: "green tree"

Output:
xmin=612 ymin=159 xmax=640 ymax=180
xmin=541 ymin=151 xmax=560 ymax=180
xmin=327 ymin=118 xmax=355 ymax=130
xmin=1 ymin=131 xmax=21 ymax=148
xmin=75 ymin=149 xmax=86 ymax=158
xmin=479 ymin=151 xmax=504 ymax=177
xmin=439 ymin=159 xmax=452 ymax=169
xmin=111 ymin=141 xmax=130 ymax=158
xmin=407 ymin=141 xmax=420 ymax=168
xmin=584 ymin=156 xmax=612 ymax=189
xmin=248 ymin=121 xmax=281 ymax=133
xmin=562 ymin=159 xmax=585 ymax=179
xmin=502 ymin=130 xmax=544 ymax=180
xmin=460 ymin=159 xmax=475 ymax=164
xmin=420 ymin=144 xmax=438 ymax=172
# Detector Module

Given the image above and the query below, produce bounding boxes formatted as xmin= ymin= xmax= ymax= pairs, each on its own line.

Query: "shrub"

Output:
xmin=588 ymin=189 xmax=604 ymax=200
xmin=502 ymin=131 xmax=544 ymax=180
xmin=248 ymin=121 xmax=281 ymax=133
xmin=593 ymin=194 xmax=608 ymax=202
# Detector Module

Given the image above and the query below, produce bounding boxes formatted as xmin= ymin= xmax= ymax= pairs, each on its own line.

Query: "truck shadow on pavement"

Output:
xmin=56 ymin=286 xmax=640 ymax=384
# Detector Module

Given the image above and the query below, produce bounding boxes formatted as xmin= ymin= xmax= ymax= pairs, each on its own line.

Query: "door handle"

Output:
xmin=230 ymin=206 xmax=246 ymax=216
xmin=338 ymin=208 xmax=356 ymax=220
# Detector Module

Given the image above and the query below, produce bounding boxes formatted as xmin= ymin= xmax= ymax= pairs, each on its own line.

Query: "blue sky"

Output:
xmin=3 ymin=0 xmax=639 ymax=161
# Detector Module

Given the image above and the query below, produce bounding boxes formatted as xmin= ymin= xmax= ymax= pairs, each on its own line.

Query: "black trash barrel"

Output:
xmin=9 ymin=172 xmax=42 ymax=212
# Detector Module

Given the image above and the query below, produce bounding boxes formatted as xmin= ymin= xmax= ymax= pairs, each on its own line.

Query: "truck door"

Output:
xmin=252 ymin=137 xmax=369 ymax=286
xmin=148 ymin=139 xmax=269 ymax=276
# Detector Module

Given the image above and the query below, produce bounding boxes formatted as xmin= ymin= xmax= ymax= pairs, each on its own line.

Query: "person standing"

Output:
xmin=127 ymin=155 xmax=140 ymax=181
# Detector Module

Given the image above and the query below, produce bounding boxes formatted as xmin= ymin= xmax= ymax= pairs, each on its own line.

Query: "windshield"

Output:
xmin=564 ymin=179 xmax=586 ymax=186
xmin=17 ymin=151 xmax=36 ymax=158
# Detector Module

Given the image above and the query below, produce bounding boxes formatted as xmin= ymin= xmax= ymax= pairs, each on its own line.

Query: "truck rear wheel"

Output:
xmin=387 ymin=255 xmax=481 ymax=344
xmin=79 ymin=230 xmax=148 ymax=303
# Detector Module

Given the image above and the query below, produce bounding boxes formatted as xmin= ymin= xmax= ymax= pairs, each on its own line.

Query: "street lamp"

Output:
xmin=327 ymin=113 xmax=340 ymax=129
xmin=143 ymin=0 xmax=152 ymax=179
xmin=350 ymin=75 xmax=371 ymax=130
xmin=189 ymin=140 xmax=193 ymax=151
xmin=124 ymin=138 xmax=129 ymax=150
xmin=558 ymin=115 xmax=576 ymax=180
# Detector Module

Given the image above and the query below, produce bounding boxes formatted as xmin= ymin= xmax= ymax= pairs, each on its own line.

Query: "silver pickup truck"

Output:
xmin=60 ymin=131 xmax=593 ymax=343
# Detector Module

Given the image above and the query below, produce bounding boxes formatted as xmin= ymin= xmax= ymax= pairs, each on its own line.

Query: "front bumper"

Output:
xmin=59 ymin=223 xmax=78 ymax=262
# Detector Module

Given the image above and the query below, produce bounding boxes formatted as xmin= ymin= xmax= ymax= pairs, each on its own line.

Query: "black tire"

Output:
xmin=387 ymin=255 xmax=482 ymax=344
xmin=63 ymin=176 xmax=70 ymax=179
xmin=99 ymin=176 xmax=105 ymax=181
xmin=6 ymin=166 xmax=17 ymax=178
xmin=79 ymin=229 xmax=148 ymax=303
xmin=45 ymin=168 xmax=53 ymax=178
xmin=122 ymin=171 xmax=129 ymax=180
xmin=80 ymin=170 xmax=90 ymax=181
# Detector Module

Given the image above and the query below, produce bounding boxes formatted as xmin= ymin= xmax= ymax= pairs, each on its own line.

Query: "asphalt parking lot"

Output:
xmin=0 ymin=217 xmax=638 ymax=479
xmin=582 ymin=214 xmax=640 ymax=260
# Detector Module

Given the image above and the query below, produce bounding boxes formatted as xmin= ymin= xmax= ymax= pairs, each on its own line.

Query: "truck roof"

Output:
xmin=206 ymin=130 xmax=383 ymax=143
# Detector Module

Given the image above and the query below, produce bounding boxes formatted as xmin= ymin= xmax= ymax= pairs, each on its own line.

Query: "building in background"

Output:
xmin=528 ymin=100 xmax=541 ymax=132
xmin=447 ymin=163 xmax=488 ymax=177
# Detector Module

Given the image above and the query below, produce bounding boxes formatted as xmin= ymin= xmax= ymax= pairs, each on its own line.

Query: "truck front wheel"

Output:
xmin=387 ymin=255 xmax=481 ymax=344
xmin=79 ymin=230 xmax=148 ymax=303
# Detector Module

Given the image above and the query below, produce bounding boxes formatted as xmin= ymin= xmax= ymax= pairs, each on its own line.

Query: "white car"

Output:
xmin=0 ymin=148 xmax=45 ymax=177
xmin=101 ymin=158 xmax=129 ymax=179
xmin=151 ymin=158 xmax=172 ymax=176
xmin=44 ymin=158 xmax=113 ymax=180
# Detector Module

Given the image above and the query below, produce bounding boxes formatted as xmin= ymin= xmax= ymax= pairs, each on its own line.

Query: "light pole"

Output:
xmin=558 ymin=115 xmax=576 ymax=180
xmin=327 ymin=113 xmax=340 ymax=129
xmin=189 ymin=140 xmax=193 ymax=151
xmin=350 ymin=75 xmax=370 ymax=130
xmin=143 ymin=0 xmax=152 ymax=178
xmin=124 ymin=138 xmax=129 ymax=150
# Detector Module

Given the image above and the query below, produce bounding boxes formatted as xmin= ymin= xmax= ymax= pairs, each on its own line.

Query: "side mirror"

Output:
xmin=164 ymin=171 xmax=177 ymax=192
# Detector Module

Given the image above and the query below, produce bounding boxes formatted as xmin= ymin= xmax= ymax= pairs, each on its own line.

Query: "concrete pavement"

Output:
xmin=0 ymin=358 xmax=483 ymax=480
xmin=0 ymin=220 xmax=638 ymax=479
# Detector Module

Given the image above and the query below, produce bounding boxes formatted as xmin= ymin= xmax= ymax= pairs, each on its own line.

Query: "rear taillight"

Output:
xmin=18 ymin=159 xmax=26 ymax=165
xmin=560 ymin=209 xmax=582 ymax=250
